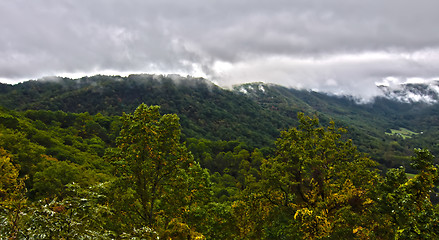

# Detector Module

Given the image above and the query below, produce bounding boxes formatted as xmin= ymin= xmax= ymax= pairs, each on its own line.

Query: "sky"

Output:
xmin=1 ymin=0 xmax=439 ymax=100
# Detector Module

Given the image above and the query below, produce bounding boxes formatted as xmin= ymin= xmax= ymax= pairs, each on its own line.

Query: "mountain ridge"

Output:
xmin=1 ymin=74 xmax=439 ymax=169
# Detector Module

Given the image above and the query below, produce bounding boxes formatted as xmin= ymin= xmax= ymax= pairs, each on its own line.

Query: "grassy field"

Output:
xmin=385 ymin=128 xmax=419 ymax=139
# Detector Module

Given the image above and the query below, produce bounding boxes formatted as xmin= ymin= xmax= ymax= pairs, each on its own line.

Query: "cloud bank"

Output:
xmin=1 ymin=0 xmax=439 ymax=100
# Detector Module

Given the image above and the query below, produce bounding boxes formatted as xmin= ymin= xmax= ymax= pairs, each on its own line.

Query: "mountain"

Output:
xmin=1 ymin=74 xmax=439 ymax=170
xmin=0 ymin=75 xmax=298 ymax=147
xmin=378 ymin=81 xmax=439 ymax=103
xmin=235 ymin=82 xmax=439 ymax=167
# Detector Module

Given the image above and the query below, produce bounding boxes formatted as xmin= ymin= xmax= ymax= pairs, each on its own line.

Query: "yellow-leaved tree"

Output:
xmin=0 ymin=148 xmax=26 ymax=239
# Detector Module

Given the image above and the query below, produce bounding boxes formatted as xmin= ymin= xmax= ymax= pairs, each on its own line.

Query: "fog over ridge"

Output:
xmin=1 ymin=0 xmax=439 ymax=101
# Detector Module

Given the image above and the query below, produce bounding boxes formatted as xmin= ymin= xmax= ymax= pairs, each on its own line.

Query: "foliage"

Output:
xmin=0 ymin=148 xmax=22 ymax=200
xmin=0 ymin=148 xmax=27 ymax=239
xmin=1 ymin=98 xmax=439 ymax=239
xmin=4 ymin=75 xmax=439 ymax=168
xmin=32 ymin=155 xmax=106 ymax=199
xmin=377 ymin=149 xmax=439 ymax=239
xmin=2 ymin=182 xmax=114 ymax=239
xmin=0 ymin=75 xmax=295 ymax=147
xmin=106 ymin=104 xmax=210 ymax=238
xmin=259 ymin=113 xmax=380 ymax=239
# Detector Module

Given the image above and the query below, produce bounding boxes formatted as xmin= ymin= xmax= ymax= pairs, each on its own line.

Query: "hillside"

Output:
xmin=0 ymin=75 xmax=296 ymax=147
xmin=235 ymin=82 xmax=439 ymax=167
xmin=1 ymin=74 xmax=439 ymax=169
xmin=2 ymin=75 xmax=439 ymax=238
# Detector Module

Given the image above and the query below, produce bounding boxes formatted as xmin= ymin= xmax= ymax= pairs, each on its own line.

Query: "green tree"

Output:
xmin=107 ymin=104 xmax=208 ymax=238
xmin=32 ymin=155 xmax=100 ymax=199
xmin=377 ymin=149 xmax=439 ymax=239
xmin=259 ymin=113 xmax=379 ymax=239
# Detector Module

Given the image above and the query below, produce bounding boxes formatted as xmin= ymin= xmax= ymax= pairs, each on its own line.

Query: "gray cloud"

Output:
xmin=1 ymin=0 xmax=439 ymax=99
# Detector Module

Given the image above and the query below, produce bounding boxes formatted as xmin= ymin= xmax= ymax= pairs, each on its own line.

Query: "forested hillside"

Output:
xmin=1 ymin=74 xmax=439 ymax=170
xmin=1 ymin=102 xmax=439 ymax=239
xmin=2 ymin=0 xmax=439 ymax=237
xmin=0 ymin=75 xmax=297 ymax=148
xmin=2 ymin=75 xmax=439 ymax=238
xmin=235 ymin=82 xmax=439 ymax=170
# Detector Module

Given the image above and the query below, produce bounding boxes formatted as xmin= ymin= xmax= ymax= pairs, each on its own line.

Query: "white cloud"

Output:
xmin=1 ymin=0 xmax=439 ymax=100
xmin=207 ymin=49 xmax=439 ymax=100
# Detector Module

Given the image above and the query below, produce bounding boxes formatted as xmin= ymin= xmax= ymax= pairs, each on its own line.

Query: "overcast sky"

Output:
xmin=1 ymin=0 xmax=439 ymax=99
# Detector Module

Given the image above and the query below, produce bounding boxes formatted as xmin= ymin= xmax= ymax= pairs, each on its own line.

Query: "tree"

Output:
xmin=107 ymin=104 xmax=209 ymax=238
xmin=259 ymin=113 xmax=379 ymax=239
xmin=32 ymin=155 xmax=100 ymax=199
xmin=18 ymin=183 xmax=113 ymax=239
xmin=377 ymin=149 xmax=439 ymax=239
xmin=0 ymin=148 xmax=27 ymax=239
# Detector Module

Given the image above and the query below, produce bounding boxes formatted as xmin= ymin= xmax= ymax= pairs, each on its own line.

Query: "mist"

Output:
xmin=2 ymin=0 xmax=439 ymax=101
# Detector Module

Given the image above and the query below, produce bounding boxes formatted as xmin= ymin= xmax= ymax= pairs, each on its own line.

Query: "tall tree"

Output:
xmin=0 ymin=148 xmax=27 ymax=239
xmin=377 ymin=149 xmax=439 ymax=239
xmin=260 ymin=113 xmax=379 ymax=239
xmin=107 ymin=104 xmax=208 ymax=238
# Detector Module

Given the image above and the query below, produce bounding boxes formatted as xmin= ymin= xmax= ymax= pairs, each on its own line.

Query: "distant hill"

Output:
xmin=1 ymin=74 xmax=439 ymax=170
xmin=234 ymin=82 xmax=439 ymax=168
xmin=0 ymin=75 xmax=298 ymax=147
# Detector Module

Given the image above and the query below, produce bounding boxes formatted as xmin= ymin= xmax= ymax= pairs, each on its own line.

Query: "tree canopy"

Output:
xmin=107 ymin=104 xmax=209 ymax=238
xmin=259 ymin=113 xmax=379 ymax=238
xmin=0 ymin=104 xmax=439 ymax=239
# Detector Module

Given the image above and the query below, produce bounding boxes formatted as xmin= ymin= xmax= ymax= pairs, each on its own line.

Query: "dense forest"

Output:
xmin=2 ymin=74 xmax=439 ymax=170
xmin=1 ymin=75 xmax=439 ymax=239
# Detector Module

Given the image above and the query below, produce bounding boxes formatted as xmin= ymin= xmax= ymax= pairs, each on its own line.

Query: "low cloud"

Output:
xmin=209 ymin=49 xmax=439 ymax=100
xmin=1 ymin=0 xmax=439 ymax=99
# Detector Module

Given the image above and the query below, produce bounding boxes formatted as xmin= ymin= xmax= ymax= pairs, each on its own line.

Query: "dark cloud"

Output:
xmin=1 ymin=0 xmax=439 ymax=99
